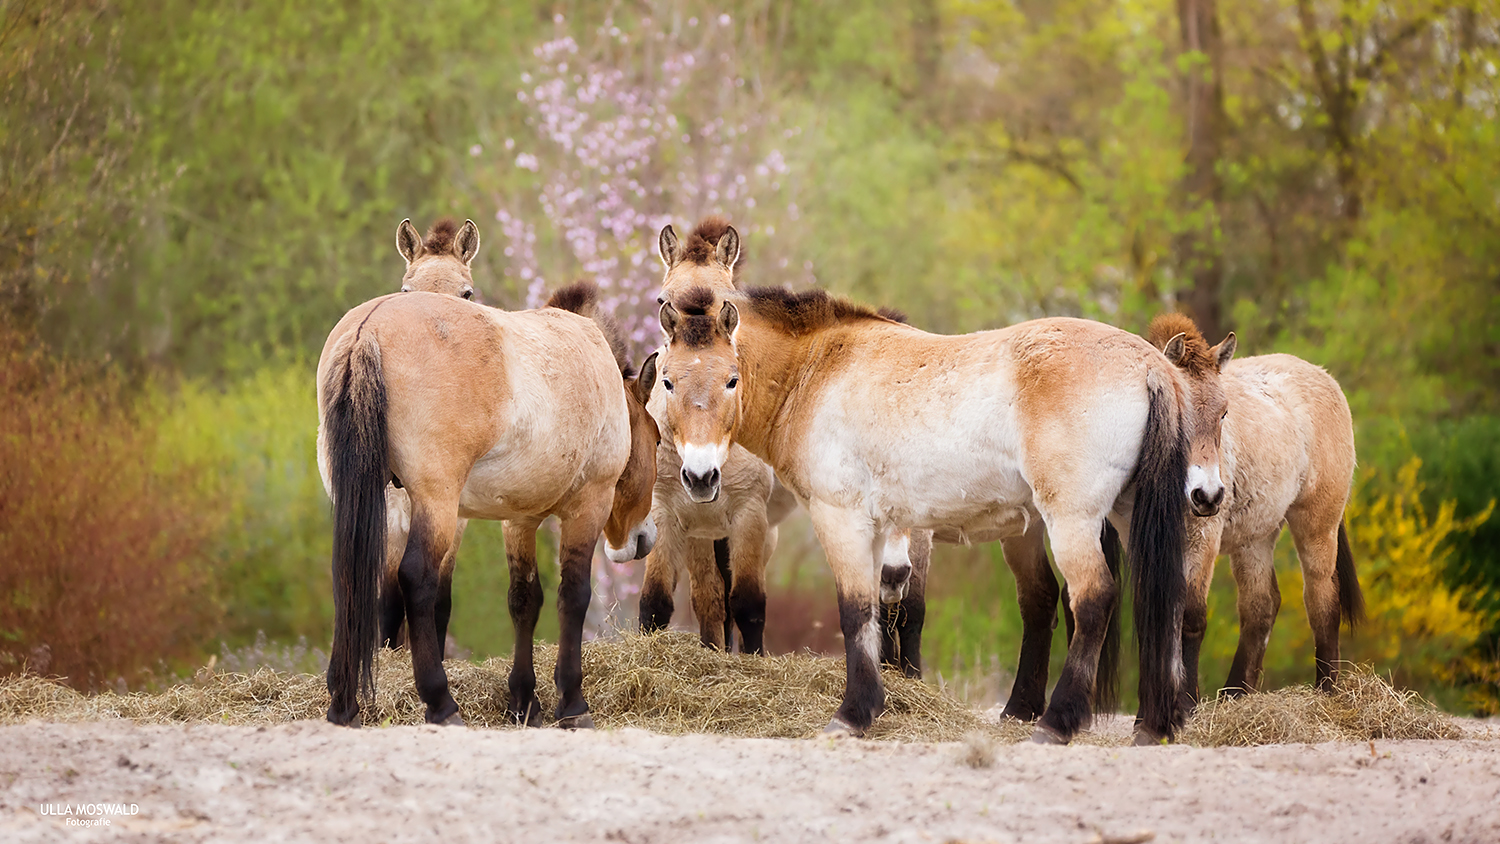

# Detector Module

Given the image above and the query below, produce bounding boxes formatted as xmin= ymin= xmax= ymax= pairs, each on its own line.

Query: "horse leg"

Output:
xmin=380 ymin=487 xmax=410 ymax=648
xmin=728 ymin=512 xmax=771 ymax=656
xmin=1000 ymin=517 xmax=1059 ymax=722
xmin=503 ymin=519 xmax=544 ymax=726
xmin=639 ymin=521 xmax=682 ymax=634
xmin=398 ymin=502 xmax=462 ymax=725
xmin=1179 ymin=521 xmax=1222 ymax=715
xmin=554 ymin=494 xmax=610 ymax=727
xmin=1034 ymin=518 xmax=1117 ymax=744
xmin=1287 ymin=511 xmax=1343 ymax=690
xmin=1224 ymin=535 xmax=1280 ymax=694
xmin=891 ymin=529 xmax=930 ymax=678
xmin=434 ymin=518 xmax=467 ymax=660
xmin=714 ymin=538 xmax=735 ymax=651
xmin=808 ymin=502 xmax=884 ymax=736
xmin=684 ymin=538 xmax=728 ymax=649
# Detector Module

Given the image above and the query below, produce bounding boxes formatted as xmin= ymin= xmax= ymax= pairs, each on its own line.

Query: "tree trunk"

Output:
xmin=1174 ymin=0 xmax=1227 ymax=342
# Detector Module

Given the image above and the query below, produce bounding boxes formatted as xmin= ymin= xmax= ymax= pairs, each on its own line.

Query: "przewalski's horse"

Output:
xmin=1145 ymin=320 xmax=1363 ymax=701
xmin=647 ymin=217 xmax=934 ymax=669
xmin=655 ymin=286 xmax=1232 ymax=744
xmin=316 ymin=284 xmax=659 ymax=728
xmin=639 ymin=217 xmax=794 ymax=654
xmin=379 ymin=217 xmax=479 ymax=650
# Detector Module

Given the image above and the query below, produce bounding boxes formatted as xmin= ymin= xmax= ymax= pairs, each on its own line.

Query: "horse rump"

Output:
xmin=323 ymin=332 xmax=389 ymax=724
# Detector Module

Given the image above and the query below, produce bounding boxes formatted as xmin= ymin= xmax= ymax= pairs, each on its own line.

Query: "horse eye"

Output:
xmin=462 ymin=289 xmax=474 ymax=300
xmin=662 ymin=379 xmax=674 ymax=392
xmin=726 ymin=376 xmax=739 ymax=390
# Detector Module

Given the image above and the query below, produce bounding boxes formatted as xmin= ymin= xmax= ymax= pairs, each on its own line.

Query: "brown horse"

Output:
xmin=376 ymin=220 xmax=661 ymax=652
xmin=316 ymin=279 xmax=659 ymax=728
xmin=639 ymin=217 xmax=797 ymax=653
xmin=1146 ymin=327 xmax=1363 ymax=701
xmin=655 ymin=286 xmax=1233 ymax=743
xmin=647 ymin=218 xmax=934 ymax=667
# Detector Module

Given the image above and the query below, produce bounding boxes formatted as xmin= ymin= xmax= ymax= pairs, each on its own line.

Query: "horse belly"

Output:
xmin=803 ymin=388 xmax=1033 ymax=534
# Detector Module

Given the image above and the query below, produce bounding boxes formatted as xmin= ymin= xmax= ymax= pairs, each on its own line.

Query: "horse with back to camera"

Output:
xmin=1143 ymin=317 xmax=1364 ymax=706
xmin=655 ymin=285 xmax=1234 ymax=744
xmin=316 ymin=218 xmax=659 ymax=729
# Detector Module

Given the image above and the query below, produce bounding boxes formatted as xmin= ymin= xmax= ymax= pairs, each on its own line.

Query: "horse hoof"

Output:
xmin=822 ymin=718 xmax=862 ymax=738
xmin=557 ymin=713 xmax=595 ymax=730
xmin=1132 ymin=729 xmax=1167 ymax=747
xmin=439 ymin=713 xmax=466 ymax=727
xmin=1029 ymin=725 xmax=1068 ymax=745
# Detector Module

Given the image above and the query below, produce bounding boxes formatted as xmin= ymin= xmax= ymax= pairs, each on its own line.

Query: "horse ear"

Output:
xmin=659 ymin=301 xmax=682 ymax=338
xmin=397 ymin=219 xmax=423 ymax=265
xmin=455 ymin=220 xmax=481 ymax=265
xmin=636 ymin=351 xmax=659 ymax=399
xmin=1213 ymin=332 xmax=1237 ymax=371
xmin=1162 ymin=332 xmax=1187 ymax=366
xmin=714 ymin=225 xmax=740 ymax=270
xmin=658 ymin=225 xmax=681 ymax=269
xmin=717 ymin=300 xmax=739 ymax=339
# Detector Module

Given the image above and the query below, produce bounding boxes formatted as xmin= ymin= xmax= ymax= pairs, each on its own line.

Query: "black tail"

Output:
xmin=1094 ymin=521 xmax=1123 ymax=714
xmin=1336 ymin=521 xmax=1365 ymax=631
xmin=324 ymin=334 xmax=389 ymax=723
xmin=1126 ymin=380 xmax=1189 ymax=738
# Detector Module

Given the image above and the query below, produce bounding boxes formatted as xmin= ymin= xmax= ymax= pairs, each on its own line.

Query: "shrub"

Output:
xmin=0 ymin=330 xmax=223 ymax=688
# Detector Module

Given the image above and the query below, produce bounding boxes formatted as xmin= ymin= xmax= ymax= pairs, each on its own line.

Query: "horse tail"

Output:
xmin=1336 ymin=521 xmax=1365 ymax=630
xmin=1094 ymin=520 xmax=1122 ymax=714
xmin=1126 ymin=376 xmax=1189 ymax=737
xmin=323 ymin=331 xmax=389 ymax=722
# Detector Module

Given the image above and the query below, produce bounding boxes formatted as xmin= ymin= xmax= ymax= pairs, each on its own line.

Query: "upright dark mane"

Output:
xmin=424 ymin=218 xmax=460 ymax=254
xmin=1147 ymin=312 xmax=1215 ymax=377
xmin=547 ymin=281 xmax=632 ymax=376
xmin=681 ymin=215 xmax=745 ymax=279
xmin=741 ymin=286 xmax=901 ymax=336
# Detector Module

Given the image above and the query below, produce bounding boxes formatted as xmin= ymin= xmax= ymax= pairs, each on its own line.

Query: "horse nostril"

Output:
xmin=1209 ymin=487 xmax=1225 ymax=507
xmin=708 ymin=468 xmax=720 ymax=487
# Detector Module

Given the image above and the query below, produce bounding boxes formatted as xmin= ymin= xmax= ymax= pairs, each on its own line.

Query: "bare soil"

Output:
xmin=2 ymin=719 xmax=1497 ymax=843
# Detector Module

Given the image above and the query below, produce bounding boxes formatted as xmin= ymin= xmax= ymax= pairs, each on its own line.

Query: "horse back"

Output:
xmin=1220 ymin=353 xmax=1355 ymax=535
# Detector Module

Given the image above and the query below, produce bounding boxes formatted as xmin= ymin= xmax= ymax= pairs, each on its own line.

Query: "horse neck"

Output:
xmin=731 ymin=315 xmax=808 ymax=467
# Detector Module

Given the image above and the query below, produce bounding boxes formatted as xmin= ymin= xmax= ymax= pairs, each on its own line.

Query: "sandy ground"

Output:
xmin=2 ymin=720 xmax=1498 ymax=844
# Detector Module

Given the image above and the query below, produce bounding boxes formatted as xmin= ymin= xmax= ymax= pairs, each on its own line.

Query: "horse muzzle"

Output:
xmin=606 ymin=519 xmax=657 ymax=562
xmin=1190 ymin=486 xmax=1225 ymax=517
xmin=679 ymin=466 xmax=721 ymax=504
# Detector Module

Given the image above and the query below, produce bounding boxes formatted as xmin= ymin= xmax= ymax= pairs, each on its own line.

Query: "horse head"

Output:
xmin=1148 ymin=313 xmax=1236 ymax=517
xmin=604 ymin=352 xmax=661 ymax=562
xmin=396 ymin=218 xmax=481 ymax=299
xmin=656 ymin=216 xmax=741 ymax=304
xmin=656 ymin=287 xmax=741 ymax=503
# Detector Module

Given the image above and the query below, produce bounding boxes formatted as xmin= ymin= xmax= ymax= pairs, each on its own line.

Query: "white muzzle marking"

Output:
xmin=605 ymin=518 xmax=658 ymax=563
xmin=678 ymin=441 xmax=728 ymax=479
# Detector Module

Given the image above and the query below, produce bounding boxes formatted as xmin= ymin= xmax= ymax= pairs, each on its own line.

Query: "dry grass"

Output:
xmin=0 ymin=636 xmax=1466 ymax=747
xmin=1180 ymin=666 xmax=1463 ymax=746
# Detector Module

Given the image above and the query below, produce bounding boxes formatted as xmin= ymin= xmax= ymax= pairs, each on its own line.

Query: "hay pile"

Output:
xmin=0 ymin=632 xmax=1015 ymax=741
xmin=1180 ymin=666 xmax=1463 ymax=746
xmin=0 ymin=636 xmax=1464 ymax=747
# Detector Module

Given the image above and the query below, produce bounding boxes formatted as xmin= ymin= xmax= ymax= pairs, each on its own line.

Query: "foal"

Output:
xmin=656 ymin=286 xmax=1231 ymax=743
